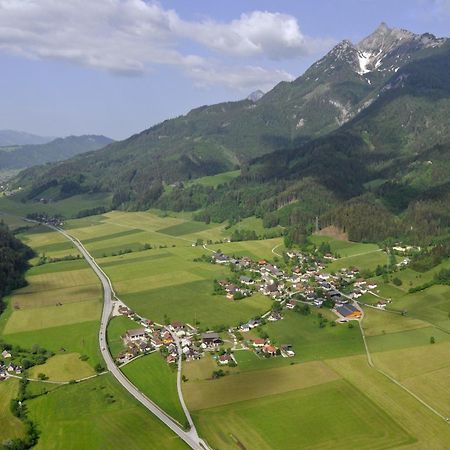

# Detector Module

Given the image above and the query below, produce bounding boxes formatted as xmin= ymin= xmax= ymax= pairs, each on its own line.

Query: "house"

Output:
xmin=212 ymin=253 xmax=229 ymax=264
xmin=1 ymin=350 xmax=11 ymax=359
xmin=201 ymin=332 xmax=222 ymax=347
xmin=286 ymin=299 xmax=297 ymax=310
xmin=240 ymin=323 xmax=250 ymax=332
xmin=313 ymin=298 xmax=324 ymax=308
xmin=166 ymin=355 xmax=177 ymax=364
xmin=258 ymin=259 xmax=268 ymax=265
xmin=240 ymin=276 xmax=254 ymax=285
xmin=262 ymin=344 xmax=278 ymax=356
xmin=336 ymin=304 xmax=362 ymax=319
xmin=170 ymin=321 xmax=184 ymax=332
xmin=248 ymin=319 xmax=261 ymax=329
xmin=252 ymin=338 xmax=266 ymax=347
xmin=218 ymin=354 xmax=234 ymax=365
xmin=125 ymin=328 xmax=146 ymax=342
xmin=268 ymin=311 xmax=282 ymax=322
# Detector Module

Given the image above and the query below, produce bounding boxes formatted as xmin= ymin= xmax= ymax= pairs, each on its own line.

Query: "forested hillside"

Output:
xmin=0 ymin=223 xmax=34 ymax=315
xmin=0 ymin=135 xmax=113 ymax=171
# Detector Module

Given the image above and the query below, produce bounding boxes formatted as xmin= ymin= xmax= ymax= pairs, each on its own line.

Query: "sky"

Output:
xmin=0 ymin=0 xmax=449 ymax=140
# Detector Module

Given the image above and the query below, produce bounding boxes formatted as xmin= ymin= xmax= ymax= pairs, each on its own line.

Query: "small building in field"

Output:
xmin=218 ymin=354 xmax=234 ymax=365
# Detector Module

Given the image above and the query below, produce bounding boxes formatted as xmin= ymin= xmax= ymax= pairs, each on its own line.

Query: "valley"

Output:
xmin=1 ymin=207 xmax=449 ymax=449
xmin=0 ymin=14 xmax=449 ymax=450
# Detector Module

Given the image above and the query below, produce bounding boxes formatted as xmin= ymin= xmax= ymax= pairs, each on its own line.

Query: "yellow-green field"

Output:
xmin=28 ymin=353 xmax=96 ymax=381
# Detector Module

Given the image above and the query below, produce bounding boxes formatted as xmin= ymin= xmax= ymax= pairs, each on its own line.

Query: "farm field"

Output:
xmin=0 ymin=227 xmax=103 ymax=376
xmin=28 ymin=353 xmax=95 ymax=381
xmin=106 ymin=315 xmax=139 ymax=358
xmin=0 ymin=379 xmax=26 ymax=443
xmin=122 ymin=353 xmax=188 ymax=428
xmin=362 ymin=307 xmax=431 ymax=337
xmin=192 ymin=378 xmax=414 ymax=450
xmin=310 ymin=235 xmax=380 ymax=257
xmin=183 ymin=360 xmax=340 ymax=411
xmin=0 ymin=193 xmax=112 ymax=219
xmin=258 ymin=310 xmax=365 ymax=363
xmin=327 ymin=354 xmax=450 ymax=449
xmin=26 ymin=374 xmax=188 ymax=450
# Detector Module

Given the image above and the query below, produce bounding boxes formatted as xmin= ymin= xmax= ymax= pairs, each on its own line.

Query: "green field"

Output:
xmin=26 ymin=374 xmax=188 ymax=450
xmin=258 ymin=310 xmax=365 ymax=363
xmin=122 ymin=353 xmax=188 ymax=428
xmin=0 ymin=192 xmax=112 ymax=219
xmin=106 ymin=315 xmax=138 ymax=357
xmin=183 ymin=360 xmax=340 ymax=411
xmin=186 ymin=170 xmax=240 ymax=187
xmin=0 ymin=379 xmax=26 ymax=443
xmin=2 ymin=207 xmax=450 ymax=449
xmin=192 ymin=379 xmax=414 ymax=450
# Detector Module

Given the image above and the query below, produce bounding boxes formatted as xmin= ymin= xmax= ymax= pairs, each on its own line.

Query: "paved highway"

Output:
xmin=47 ymin=224 xmax=207 ymax=450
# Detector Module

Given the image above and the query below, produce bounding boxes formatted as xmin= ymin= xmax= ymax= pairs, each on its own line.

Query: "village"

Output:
xmin=113 ymin=246 xmax=390 ymax=370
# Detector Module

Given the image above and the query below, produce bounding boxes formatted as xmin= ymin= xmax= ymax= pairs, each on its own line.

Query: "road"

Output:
xmin=47 ymin=224 xmax=208 ymax=450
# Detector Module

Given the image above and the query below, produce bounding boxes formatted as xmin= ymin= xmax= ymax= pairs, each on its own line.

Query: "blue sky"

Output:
xmin=0 ymin=0 xmax=449 ymax=140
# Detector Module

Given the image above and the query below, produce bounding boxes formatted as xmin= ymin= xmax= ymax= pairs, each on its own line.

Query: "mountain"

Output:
xmin=0 ymin=135 xmax=113 ymax=171
xmin=0 ymin=130 xmax=55 ymax=146
xmin=247 ymin=90 xmax=265 ymax=102
xmin=9 ymin=24 xmax=450 ymax=242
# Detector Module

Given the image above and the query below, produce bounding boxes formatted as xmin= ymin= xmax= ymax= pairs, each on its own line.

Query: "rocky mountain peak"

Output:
xmin=247 ymin=90 xmax=265 ymax=102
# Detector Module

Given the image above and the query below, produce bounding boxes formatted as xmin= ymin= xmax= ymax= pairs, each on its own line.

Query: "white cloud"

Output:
xmin=0 ymin=0 xmax=330 ymax=89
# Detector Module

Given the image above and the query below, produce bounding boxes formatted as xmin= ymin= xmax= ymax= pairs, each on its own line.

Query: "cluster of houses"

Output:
xmin=210 ymin=250 xmax=375 ymax=321
xmin=0 ymin=349 xmax=22 ymax=380
xmin=116 ymin=312 xmax=204 ymax=365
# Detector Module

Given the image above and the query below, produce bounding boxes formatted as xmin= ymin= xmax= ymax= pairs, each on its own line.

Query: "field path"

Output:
xmin=272 ymin=243 xmax=282 ymax=257
xmin=358 ymin=308 xmax=450 ymax=424
xmin=38 ymin=221 xmax=209 ymax=450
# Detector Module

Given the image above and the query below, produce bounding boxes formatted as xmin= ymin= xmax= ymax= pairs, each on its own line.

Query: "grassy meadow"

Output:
xmin=0 ymin=379 xmax=26 ymax=443
xmin=26 ymin=375 xmax=188 ymax=450
xmin=192 ymin=379 xmax=414 ymax=450
xmin=122 ymin=353 xmax=188 ymax=428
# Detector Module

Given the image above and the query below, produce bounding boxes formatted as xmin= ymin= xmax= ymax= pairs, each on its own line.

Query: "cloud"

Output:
xmin=178 ymin=11 xmax=331 ymax=59
xmin=0 ymin=0 xmax=330 ymax=89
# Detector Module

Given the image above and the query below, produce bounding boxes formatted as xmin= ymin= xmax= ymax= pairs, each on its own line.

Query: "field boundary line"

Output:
xmin=359 ymin=310 xmax=450 ymax=424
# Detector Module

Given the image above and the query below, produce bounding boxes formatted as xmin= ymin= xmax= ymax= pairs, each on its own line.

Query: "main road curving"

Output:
xmin=46 ymin=224 xmax=207 ymax=450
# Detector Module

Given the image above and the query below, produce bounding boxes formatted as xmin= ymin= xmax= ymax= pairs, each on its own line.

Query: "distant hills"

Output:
xmin=0 ymin=129 xmax=55 ymax=146
xmin=0 ymin=135 xmax=113 ymax=172
xmin=9 ymin=23 xmax=450 ymax=244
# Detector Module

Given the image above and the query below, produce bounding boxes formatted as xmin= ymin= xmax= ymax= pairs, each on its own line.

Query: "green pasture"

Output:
xmin=122 ymin=353 xmax=188 ymax=428
xmin=186 ymin=170 xmax=240 ymax=187
xmin=106 ymin=315 xmax=138 ymax=357
xmin=366 ymin=326 xmax=450 ymax=353
xmin=183 ymin=360 xmax=340 ymax=411
xmin=0 ymin=379 xmax=26 ymax=443
xmin=258 ymin=310 xmax=365 ymax=363
xmin=361 ymin=307 xmax=430 ymax=337
xmin=192 ymin=379 xmax=413 ymax=450
xmin=327 ymin=354 xmax=450 ymax=449
xmin=310 ymin=235 xmax=380 ymax=257
xmin=26 ymin=374 xmax=188 ymax=450
xmin=4 ymin=320 xmax=103 ymax=368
